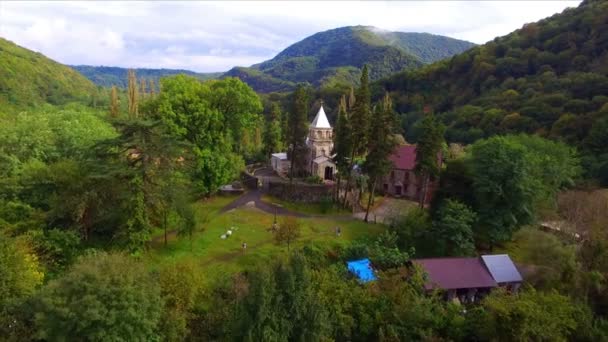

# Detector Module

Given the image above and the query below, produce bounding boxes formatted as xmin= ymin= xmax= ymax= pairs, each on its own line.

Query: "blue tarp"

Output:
xmin=347 ymin=258 xmax=376 ymax=283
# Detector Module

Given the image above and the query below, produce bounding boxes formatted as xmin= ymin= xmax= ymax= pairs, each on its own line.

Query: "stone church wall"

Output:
xmin=267 ymin=180 xmax=333 ymax=203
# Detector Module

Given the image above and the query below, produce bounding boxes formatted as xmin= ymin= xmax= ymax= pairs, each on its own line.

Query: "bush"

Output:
xmin=318 ymin=196 xmax=333 ymax=213
xmin=304 ymin=175 xmax=323 ymax=184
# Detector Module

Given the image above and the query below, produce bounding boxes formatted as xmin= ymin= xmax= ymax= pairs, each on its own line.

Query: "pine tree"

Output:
xmin=363 ymin=94 xmax=397 ymax=222
xmin=348 ymin=86 xmax=356 ymax=110
xmin=286 ymin=85 xmax=309 ymax=182
xmin=139 ymin=77 xmax=147 ymax=99
xmin=263 ymin=103 xmax=284 ymax=160
xmin=149 ymin=79 xmax=156 ymax=96
xmin=350 ymin=65 xmax=371 ymax=157
xmin=332 ymin=96 xmax=352 ymax=202
xmin=343 ymin=65 xmax=370 ymax=207
xmin=415 ymin=112 xmax=446 ymax=208
xmin=127 ymin=69 xmax=139 ymax=118
xmin=110 ymin=86 xmax=120 ymax=117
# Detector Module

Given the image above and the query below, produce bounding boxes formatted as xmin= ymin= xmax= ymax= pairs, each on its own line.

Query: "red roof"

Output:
xmin=413 ymin=258 xmax=498 ymax=290
xmin=389 ymin=145 xmax=417 ymax=170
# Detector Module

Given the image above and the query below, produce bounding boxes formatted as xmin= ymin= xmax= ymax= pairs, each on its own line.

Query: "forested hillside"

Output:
xmin=226 ymin=26 xmax=474 ymax=92
xmin=0 ymin=38 xmax=97 ymax=109
xmin=71 ymin=65 xmax=221 ymax=88
xmin=378 ymin=0 xmax=608 ymax=182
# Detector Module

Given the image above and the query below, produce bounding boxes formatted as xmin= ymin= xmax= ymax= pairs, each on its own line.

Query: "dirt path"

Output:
xmin=220 ymin=189 xmax=315 ymax=218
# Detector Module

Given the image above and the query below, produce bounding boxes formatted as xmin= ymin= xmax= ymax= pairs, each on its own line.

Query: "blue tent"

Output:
xmin=347 ymin=258 xmax=376 ymax=283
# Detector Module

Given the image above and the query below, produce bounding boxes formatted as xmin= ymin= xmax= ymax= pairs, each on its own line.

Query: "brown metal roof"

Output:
xmin=413 ymin=257 xmax=498 ymax=290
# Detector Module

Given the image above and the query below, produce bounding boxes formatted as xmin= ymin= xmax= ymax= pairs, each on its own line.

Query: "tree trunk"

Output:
xmin=342 ymin=180 xmax=351 ymax=208
xmin=335 ymin=175 xmax=341 ymax=202
xmin=289 ymin=145 xmax=295 ymax=184
xmin=364 ymin=179 xmax=377 ymax=222
xmin=419 ymin=173 xmax=429 ymax=209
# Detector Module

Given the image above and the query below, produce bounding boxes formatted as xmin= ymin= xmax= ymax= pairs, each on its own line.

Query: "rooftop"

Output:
xmin=271 ymin=152 xmax=288 ymax=160
xmin=414 ymin=257 xmax=498 ymax=290
xmin=481 ymin=254 xmax=523 ymax=283
xmin=311 ymin=105 xmax=331 ymax=129
xmin=389 ymin=144 xmax=417 ymax=170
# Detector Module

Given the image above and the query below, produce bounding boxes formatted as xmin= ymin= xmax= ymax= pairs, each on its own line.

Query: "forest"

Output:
xmin=1 ymin=0 xmax=608 ymax=341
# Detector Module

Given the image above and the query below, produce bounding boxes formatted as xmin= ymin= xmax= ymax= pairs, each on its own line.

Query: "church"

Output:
xmin=271 ymin=104 xmax=336 ymax=181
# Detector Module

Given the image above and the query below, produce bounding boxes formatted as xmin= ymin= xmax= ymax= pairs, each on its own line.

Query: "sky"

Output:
xmin=0 ymin=1 xmax=582 ymax=73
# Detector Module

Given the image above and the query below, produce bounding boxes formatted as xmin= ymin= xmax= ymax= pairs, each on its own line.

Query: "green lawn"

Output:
xmin=261 ymin=194 xmax=352 ymax=216
xmin=145 ymin=196 xmax=384 ymax=285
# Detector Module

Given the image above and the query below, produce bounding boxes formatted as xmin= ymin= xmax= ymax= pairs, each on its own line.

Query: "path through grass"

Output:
xmin=146 ymin=196 xmax=384 ymax=284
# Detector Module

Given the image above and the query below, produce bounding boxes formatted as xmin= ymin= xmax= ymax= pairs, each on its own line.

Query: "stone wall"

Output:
xmin=241 ymin=172 xmax=258 ymax=189
xmin=267 ymin=181 xmax=333 ymax=203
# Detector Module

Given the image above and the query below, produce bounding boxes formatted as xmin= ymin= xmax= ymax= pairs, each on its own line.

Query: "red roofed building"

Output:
xmin=413 ymin=255 xmax=523 ymax=303
xmin=377 ymin=144 xmax=440 ymax=203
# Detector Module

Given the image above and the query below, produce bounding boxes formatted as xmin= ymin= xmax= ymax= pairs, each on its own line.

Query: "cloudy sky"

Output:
xmin=0 ymin=1 xmax=581 ymax=73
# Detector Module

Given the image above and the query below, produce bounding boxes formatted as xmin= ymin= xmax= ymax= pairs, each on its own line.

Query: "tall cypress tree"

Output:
xmin=286 ymin=85 xmax=309 ymax=182
xmin=263 ymin=103 xmax=284 ymax=160
xmin=415 ymin=113 xmax=446 ymax=208
xmin=110 ymin=86 xmax=120 ymax=118
xmin=348 ymin=86 xmax=356 ymax=111
xmin=350 ymin=65 xmax=371 ymax=157
xmin=332 ymin=96 xmax=352 ymax=202
xmin=127 ymin=70 xmax=139 ymax=118
xmin=342 ymin=65 xmax=371 ymax=207
xmin=363 ymin=94 xmax=397 ymax=222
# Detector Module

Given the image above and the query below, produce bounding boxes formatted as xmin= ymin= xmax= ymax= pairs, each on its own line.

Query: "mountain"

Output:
xmin=377 ymin=0 xmax=608 ymax=181
xmin=225 ymin=26 xmax=475 ymax=92
xmin=71 ymin=65 xmax=221 ymax=88
xmin=0 ymin=38 xmax=97 ymax=109
xmin=379 ymin=0 xmax=607 ymax=143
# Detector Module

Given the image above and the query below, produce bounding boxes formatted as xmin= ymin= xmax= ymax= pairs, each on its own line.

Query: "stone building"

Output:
xmin=270 ymin=104 xmax=336 ymax=181
xmin=377 ymin=144 xmax=441 ymax=203
xmin=305 ymin=105 xmax=335 ymax=180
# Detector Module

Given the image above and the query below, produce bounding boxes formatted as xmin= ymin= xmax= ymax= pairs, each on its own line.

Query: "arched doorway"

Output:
xmin=324 ymin=166 xmax=333 ymax=180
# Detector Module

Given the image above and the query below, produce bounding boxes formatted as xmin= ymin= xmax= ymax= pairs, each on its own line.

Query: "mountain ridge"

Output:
xmin=0 ymin=37 xmax=97 ymax=109
xmin=226 ymin=26 xmax=475 ymax=92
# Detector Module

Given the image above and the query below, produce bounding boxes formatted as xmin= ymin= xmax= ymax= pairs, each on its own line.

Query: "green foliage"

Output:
xmin=234 ymin=253 xmax=329 ymax=341
xmin=0 ymin=104 xmax=116 ymax=164
xmin=415 ymin=113 xmax=446 ymax=206
xmin=468 ymin=288 xmax=581 ymax=342
xmin=369 ymin=231 xmax=411 ymax=270
xmin=350 ymin=65 xmax=371 ymax=156
xmin=286 ymin=84 xmax=310 ymax=178
xmin=469 ymin=135 xmax=579 ymax=245
xmin=263 ymin=103 xmax=284 ymax=158
xmin=390 ymin=207 xmax=433 ymax=256
xmin=29 ymin=229 xmax=81 ymax=273
xmin=0 ymin=235 xmax=44 ymax=309
xmin=71 ymin=65 xmax=220 ymax=88
xmin=0 ymin=38 xmax=97 ymax=108
xmin=431 ymin=199 xmax=476 ymax=256
xmin=503 ymin=228 xmax=578 ymax=291
xmin=275 ymin=216 xmax=301 ymax=251
xmin=379 ymin=0 xmax=608 ymax=183
xmin=158 ymin=259 xmax=204 ymax=341
xmin=152 ymin=75 xmax=259 ymax=194
xmin=34 ymin=252 xmax=162 ymax=341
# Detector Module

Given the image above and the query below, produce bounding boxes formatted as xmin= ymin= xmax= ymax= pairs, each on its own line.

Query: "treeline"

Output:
xmin=71 ymin=65 xmax=221 ymax=88
xmin=377 ymin=0 xmax=608 ymax=184
xmin=4 ymin=228 xmax=607 ymax=341
xmin=0 ymin=72 xmax=270 ymax=339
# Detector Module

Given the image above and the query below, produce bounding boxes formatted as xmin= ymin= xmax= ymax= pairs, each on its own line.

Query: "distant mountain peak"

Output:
xmin=225 ymin=26 xmax=475 ymax=92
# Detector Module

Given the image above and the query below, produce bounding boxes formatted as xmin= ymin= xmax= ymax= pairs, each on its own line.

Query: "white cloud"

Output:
xmin=0 ymin=1 xmax=582 ymax=72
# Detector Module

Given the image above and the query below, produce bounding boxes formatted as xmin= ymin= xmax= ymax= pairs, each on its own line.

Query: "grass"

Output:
xmin=261 ymin=194 xmax=352 ymax=216
xmin=145 ymin=196 xmax=385 ymax=285
xmin=359 ymin=193 xmax=385 ymax=211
